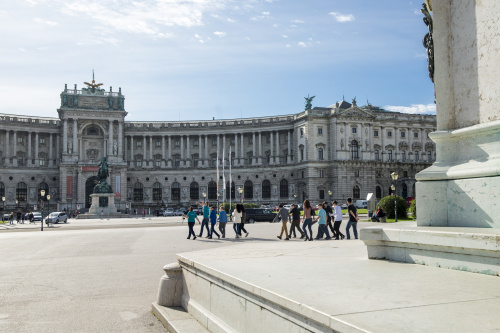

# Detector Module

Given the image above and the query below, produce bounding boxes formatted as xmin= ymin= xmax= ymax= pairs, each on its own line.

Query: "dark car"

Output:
xmin=245 ymin=208 xmax=277 ymax=223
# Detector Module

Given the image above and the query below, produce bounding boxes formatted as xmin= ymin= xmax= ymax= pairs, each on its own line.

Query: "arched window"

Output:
xmin=351 ymin=141 xmax=359 ymax=160
xmin=153 ymin=182 xmax=162 ymax=201
xmin=133 ymin=182 xmax=143 ymax=201
xmin=225 ymin=181 xmax=235 ymax=200
xmin=244 ymin=180 xmax=253 ymax=199
xmin=0 ymin=182 xmax=5 ymax=199
xmin=87 ymin=127 xmax=100 ymax=136
xmin=376 ymin=186 xmax=382 ymax=199
xmin=38 ymin=182 xmax=49 ymax=201
xmin=374 ymin=150 xmax=379 ymax=161
xmin=353 ymin=185 xmax=360 ymax=199
xmin=171 ymin=182 xmax=180 ymax=201
xmin=279 ymin=179 xmax=288 ymax=198
xmin=190 ymin=182 xmax=199 ymax=200
xmin=208 ymin=181 xmax=217 ymax=200
xmin=318 ymin=148 xmax=324 ymax=160
xmin=262 ymin=180 xmax=271 ymax=199
xmin=17 ymin=182 xmax=28 ymax=202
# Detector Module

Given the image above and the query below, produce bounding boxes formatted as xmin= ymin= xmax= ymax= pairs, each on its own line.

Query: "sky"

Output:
xmin=0 ymin=0 xmax=436 ymax=121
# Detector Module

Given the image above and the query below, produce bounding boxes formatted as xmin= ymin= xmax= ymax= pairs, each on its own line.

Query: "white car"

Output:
xmin=163 ymin=208 xmax=175 ymax=216
xmin=45 ymin=212 xmax=68 ymax=224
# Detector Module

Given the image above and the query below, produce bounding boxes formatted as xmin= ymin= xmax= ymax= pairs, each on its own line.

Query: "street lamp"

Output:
xmin=47 ymin=194 xmax=51 ymax=217
xmin=202 ymin=192 xmax=206 ymax=203
xmin=293 ymin=194 xmax=297 ymax=204
xmin=328 ymin=190 xmax=332 ymax=200
xmin=2 ymin=196 xmax=5 ymax=222
xmin=391 ymin=171 xmax=399 ymax=222
xmin=40 ymin=189 xmax=45 ymax=231
xmin=238 ymin=187 xmax=243 ymax=203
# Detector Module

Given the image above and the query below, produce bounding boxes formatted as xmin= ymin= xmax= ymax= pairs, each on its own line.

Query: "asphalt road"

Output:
xmin=0 ymin=220 xmax=270 ymax=333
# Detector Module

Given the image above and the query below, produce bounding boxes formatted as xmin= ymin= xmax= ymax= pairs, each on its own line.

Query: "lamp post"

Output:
xmin=328 ymin=190 xmax=332 ymax=201
xmin=40 ymin=189 xmax=45 ymax=231
xmin=238 ymin=187 xmax=243 ymax=203
xmin=2 ymin=196 xmax=5 ymax=222
xmin=202 ymin=192 xmax=206 ymax=204
xmin=217 ymin=192 xmax=220 ymax=212
xmin=293 ymin=194 xmax=297 ymax=204
xmin=47 ymin=195 xmax=51 ymax=217
xmin=391 ymin=172 xmax=399 ymax=222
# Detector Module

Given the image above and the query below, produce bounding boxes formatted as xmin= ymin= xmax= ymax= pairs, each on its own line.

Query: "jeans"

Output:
xmin=302 ymin=218 xmax=313 ymax=239
xmin=218 ymin=222 xmax=227 ymax=236
xmin=239 ymin=222 xmax=248 ymax=234
xmin=210 ymin=223 xmax=220 ymax=238
xmin=199 ymin=218 xmax=210 ymax=237
xmin=318 ymin=224 xmax=331 ymax=239
xmin=188 ymin=222 xmax=196 ymax=238
xmin=345 ymin=221 xmax=358 ymax=239
xmin=233 ymin=222 xmax=240 ymax=236
xmin=333 ymin=221 xmax=344 ymax=239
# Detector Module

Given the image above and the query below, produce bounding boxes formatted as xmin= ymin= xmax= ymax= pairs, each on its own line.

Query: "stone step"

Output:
xmin=152 ymin=303 xmax=210 ymax=333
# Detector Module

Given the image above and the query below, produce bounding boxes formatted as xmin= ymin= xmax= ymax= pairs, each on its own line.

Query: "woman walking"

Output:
xmin=218 ymin=205 xmax=228 ymax=238
xmin=239 ymin=204 xmax=249 ymax=237
xmin=302 ymin=200 xmax=314 ymax=241
xmin=233 ymin=204 xmax=242 ymax=238
xmin=183 ymin=207 xmax=200 ymax=240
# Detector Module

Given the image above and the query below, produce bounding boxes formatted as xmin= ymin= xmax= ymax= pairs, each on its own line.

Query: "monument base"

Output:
xmin=78 ymin=193 xmax=123 ymax=219
xmin=360 ymin=222 xmax=500 ymax=276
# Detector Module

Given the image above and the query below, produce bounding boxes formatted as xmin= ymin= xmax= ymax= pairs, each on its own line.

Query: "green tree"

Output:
xmin=410 ymin=198 xmax=417 ymax=219
xmin=377 ymin=195 xmax=408 ymax=219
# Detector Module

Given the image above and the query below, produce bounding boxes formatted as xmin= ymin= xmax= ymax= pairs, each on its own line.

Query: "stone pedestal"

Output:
xmin=87 ymin=193 xmax=118 ymax=215
xmin=361 ymin=0 xmax=500 ymax=275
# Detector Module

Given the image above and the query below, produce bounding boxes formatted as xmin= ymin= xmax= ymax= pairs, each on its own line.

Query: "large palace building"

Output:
xmin=0 ymin=80 xmax=436 ymax=212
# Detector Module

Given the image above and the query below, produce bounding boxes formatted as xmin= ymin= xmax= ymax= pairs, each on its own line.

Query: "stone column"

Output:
xmin=4 ymin=131 xmax=9 ymax=161
xmin=204 ymin=135 xmax=208 ymax=167
xmin=287 ymin=130 xmax=291 ymax=164
xmin=222 ymin=134 xmax=225 ymax=166
xmin=270 ymin=131 xmax=274 ymax=164
xmin=49 ymin=134 xmax=53 ymax=167
xmin=56 ymin=134 xmax=59 ymax=164
xmin=198 ymin=135 xmax=202 ymax=167
xmin=240 ymin=133 xmax=244 ymax=165
xmin=62 ymin=119 xmax=67 ymax=154
xmin=27 ymin=132 xmax=32 ymax=166
xmin=73 ymin=119 xmax=78 ymax=156
xmin=150 ymin=136 xmax=153 ymax=165
xmin=162 ymin=136 xmax=166 ymax=168
xmin=35 ymin=132 xmax=39 ymax=166
xmin=168 ymin=135 xmax=172 ymax=167
xmin=253 ymin=132 xmax=256 ymax=165
xmin=258 ymin=132 xmax=262 ymax=165
xmin=130 ymin=136 xmax=134 ymax=165
xmin=186 ymin=135 xmax=190 ymax=167
xmin=118 ymin=121 xmax=123 ymax=157
xmin=180 ymin=135 xmax=184 ymax=163
xmin=234 ymin=133 xmax=238 ymax=166
xmin=275 ymin=130 xmax=280 ymax=164
xmin=380 ymin=126 xmax=385 ymax=162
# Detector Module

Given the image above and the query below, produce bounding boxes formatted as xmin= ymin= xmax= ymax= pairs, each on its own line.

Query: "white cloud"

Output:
xmin=213 ymin=31 xmax=227 ymax=37
xmin=227 ymin=17 xmax=235 ymax=23
xmin=291 ymin=19 xmax=303 ymax=24
xmin=329 ymin=11 xmax=355 ymax=23
xmin=285 ymin=44 xmax=291 ymax=48
xmin=384 ymin=104 xmax=436 ymax=115
xmin=194 ymin=34 xmax=202 ymax=39
xmin=19 ymin=48 xmax=27 ymax=52
xmin=34 ymin=18 xmax=58 ymax=26
xmin=282 ymin=35 xmax=288 ymax=38
xmin=297 ymin=42 xmax=307 ymax=48
xmin=262 ymin=12 xmax=270 ymax=16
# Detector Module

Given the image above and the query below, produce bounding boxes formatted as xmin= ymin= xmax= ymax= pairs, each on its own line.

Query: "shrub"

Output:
xmin=410 ymin=198 xmax=417 ymax=219
xmin=377 ymin=195 xmax=408 ymax=219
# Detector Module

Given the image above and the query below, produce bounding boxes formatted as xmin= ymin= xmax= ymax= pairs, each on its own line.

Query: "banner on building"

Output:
xmin=115 ymin=175 xmax=121 ymax=199
xmin=66 ymin=176 xmax=73 ymax=200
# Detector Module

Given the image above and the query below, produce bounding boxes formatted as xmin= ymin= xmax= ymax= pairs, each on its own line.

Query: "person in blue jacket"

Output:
xmin=208 ymin=206 xmax=220 ymax=239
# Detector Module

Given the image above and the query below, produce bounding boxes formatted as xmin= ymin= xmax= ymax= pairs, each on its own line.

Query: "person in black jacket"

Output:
xmin=288 ymin=204 xmax=305 ymax=238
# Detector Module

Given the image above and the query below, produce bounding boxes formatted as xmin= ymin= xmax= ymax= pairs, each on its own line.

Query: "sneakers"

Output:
xmin=218 ymin=235 xmax=221 ymax=239
xmin=245 ymin=232 xmax=249 ymax=238
xmin=300 ymin=235 xmax=305 ymax=239
xmin=285 ymin=238 xmax=290 ymax=241
xmin=187 ymin=237 xmax=191 ymax=239
xmin=193 ymin=236 xmax=197 ymax=240
xmin=235 ymin=235 xmax=240 ymax=238
xmin=304 ymin=236 xmax=309 ymax=241
xmin=277 ymin=236 xmax=282 ymax=240
xmin=341 ymin=234 xmax=345 ymax=240
xmin=208 ymin=237 xmax=212 ymax=239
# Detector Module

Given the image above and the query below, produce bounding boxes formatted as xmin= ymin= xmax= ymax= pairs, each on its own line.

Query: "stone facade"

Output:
xmin=0 ymin=83 xmax=436 ymax=212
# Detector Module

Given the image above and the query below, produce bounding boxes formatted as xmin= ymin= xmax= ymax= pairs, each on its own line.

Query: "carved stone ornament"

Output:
xmin=87 ymin=149 xmax=99 ymax=160
xmin=421 ymin=2 xmax=434 ymax=83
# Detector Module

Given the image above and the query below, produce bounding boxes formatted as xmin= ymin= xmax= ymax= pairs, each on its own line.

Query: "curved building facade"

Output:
xmin=0 ymin=81 xmax=436 ymax=212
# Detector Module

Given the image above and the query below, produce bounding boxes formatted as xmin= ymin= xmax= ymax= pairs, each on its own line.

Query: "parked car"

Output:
xmin=2 ymin=213 xmax=10 ymax=220
xmin=355 ymin=200 xmax=368 ymax=209
xmin=32 ymin=212 xmax=42 ymax=221
xmin=175 ymin=208 xmax=187 ymax=216
xmin=341 ymin=203 xmax=348 ymax=209
xmin=245 ymin=208 xmax=277 ymax=223
xmin=283 ymin=204 xmax=292 ymax=211
xmin=45 ymin=212 xmax=68 ymax=224
xmin=163 ymin=208 xmax=175 ymax=216
xmin=260 ymin=204 xmax=272 ymax=210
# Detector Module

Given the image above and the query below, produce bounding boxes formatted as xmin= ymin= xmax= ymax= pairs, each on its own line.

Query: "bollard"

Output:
xmin=157 ymin=262 xmax=183 ymax=307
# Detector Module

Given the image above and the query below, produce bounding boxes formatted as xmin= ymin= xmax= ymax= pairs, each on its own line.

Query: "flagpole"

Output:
xmin=216 ymin=147 xmax=219 ymax=211
xmin=229 ymin=146 xmax=232 ymax=217
xmin=222 ymin=146 xmax=225 ymax=214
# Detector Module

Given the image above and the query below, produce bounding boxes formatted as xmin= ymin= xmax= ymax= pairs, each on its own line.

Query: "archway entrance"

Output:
xmin=85 ymin=176 xmax=99 ymax=208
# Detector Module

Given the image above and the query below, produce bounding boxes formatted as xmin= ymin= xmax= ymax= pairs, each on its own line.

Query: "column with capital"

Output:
xmin=35 ymin=132 xmax=39 ymax=167
xmin=149 ymin=136 xmax=153 ymax=169
xmin=234 ymin=133 xmax=238 ymax=166
xmin=287 ymin=130 xmax=292 ymax=164
xmin=142 ymin=135 xmax=146 ymax=167
xmin=49 ymin=133 xmax=53 ymax=167
xmin=275 ymin=130 xmax=280 ymax=164
xmin=167 ymin=135 xmax=172 ymax=168
xmin=270 ymin=131 xmax=274 ymax=164
xmin=198 ymin=135 xmax=202 ymax=168
xmin=4 ymin=130 xmax=9 ymax=165
xmin=27 ymin=132 xmax=32 ymax=167
xmin=258 ymin=132 xmax=262 ymax=165
xmin=73 ymin=119 xmax=78 ymax=157
xmin=161 ymin=135 xmax=166 ymax=168
xmin=118 ymin=121 xmax=123 ymax=158
xmin=186 ymin=135 xmax=191 ymax=168
xmin=240 ymin=133 xmax=244 ymax=165
xmin=108 ymin=120 xmax=113 ymax=157
xmin=222 ymin=134 xmax=226 ymax=167
xmin=252 ymin=132 xmax=256 ymax=165
xmin=204 ymin=135 xmax=208 ymax=168
xmin=62 ymin=119 xmax=67 ymax=154
xmin=12 ymin=131 xmax=17 ymax=166
xmin=180 ymin=136 xmax=184 ymax=167
xmin=130 ymin=136 xmax=134 ymax=168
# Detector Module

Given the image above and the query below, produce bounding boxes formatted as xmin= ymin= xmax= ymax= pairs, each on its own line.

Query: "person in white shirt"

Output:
xmin=332 ymin=200 xmax=345 ymax=240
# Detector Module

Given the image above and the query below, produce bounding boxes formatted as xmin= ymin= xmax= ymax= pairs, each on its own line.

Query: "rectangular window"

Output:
xmin=212 ymin=139 xmax=217 ymax=146
xmin=387 ymin=131 xmax=392 ymax=137
xmin=249 ymin=137 xmax=253 ymax=144
xmin=230 ymin=139 xmax=235 ymax=145
xmin=40 ymin=138 xmax=45 ymax=144
xmin=354 ymin=169 xmax=359 ymax=177
xmin=300 ymin=149 xmax=304 ymax=161
xmin=155 ymin=140 xmax=161 ymax=147
xmin=194 ymin=159 xmax=199 ymax=167
xmin=352 ymin=127 xmax=357 ymax=134
xmin=18 ymin=137 xmax=23 ymax=143
xmin=401 ymin=131 xmax=406 ymax=138
xmin=414 ymin=132 xmax=419 ymax=138
xmin=428 ymin=151 xmax=432 ymax=161
xmin=318 ymin=148 xmax=324 ymax=160
xmin=415 ymin=153 xmax=419 ymax=161
xmin=374 ymin=150 xmax=379 ymax=161
xmin=302 ymin=171 xmax=304 ymax=179
xmin=155 ymin=160 xmax=161 ymax=167
xmin=136 ymin=160 xmax=142 ymax=167
xmin=174 ymin=140 xmax=180 ymax=147
xmin=319 ymin=190 xmax=325 ymax=200
xmin=374 ymin=130 xmax=379 ymax=137
xmin=18 ymin=158 xmax=24 ymax=166
xmin=175 ymin=160 xmax=180 ymax=167
xmin=404 ymin=171 xmax=408 ymax=178
xmin=137 ymin=141 xmax=142 ymax=147
xmin=319 ymin=170 xmax=324 ymax=178
xmin=388 ymin=150 xmax=393 ymax=160
xmin=402 ymin=151 xmax=406 ymax=161
xmin=300 ymin=128 xmax=304 ymax=137
xmin=318 ymin=127 xmax=323 ymax=135
xmin=193 ymin=139 xmax=199 ymax=147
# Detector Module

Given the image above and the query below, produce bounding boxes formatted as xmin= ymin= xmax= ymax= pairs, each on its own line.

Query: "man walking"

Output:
xmin=289 ymin=204 xmax=304 ymax=238
xmin=332 ymin=200 xmax=345 ymax=240
xmin=197 ymin=201 xmax=211 ymax=238
xmin=314 ymin=203 xmax=331 ymax=240
xmin=276 ymin=204 xmax=290 ymax=240
xmin=345 ymin=197 xmax=359 ymax=239
xmin=208 ymin=206 xmax=220 ymax=239
xmin=218 ymin=205 xmax=228 ymax=238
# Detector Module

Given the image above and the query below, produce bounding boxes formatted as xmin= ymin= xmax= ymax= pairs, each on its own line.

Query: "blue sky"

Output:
xmin=0 ymin=0 xmax=435 ymax=121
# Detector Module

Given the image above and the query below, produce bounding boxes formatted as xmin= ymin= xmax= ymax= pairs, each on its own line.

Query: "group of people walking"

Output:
xmin=183 ymin=197 xmax=361 ymax=242
xmin=184 ymin=201 xmax=250 ymax=240
xmin=3 ymin=211 xmax=37 ymax=225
